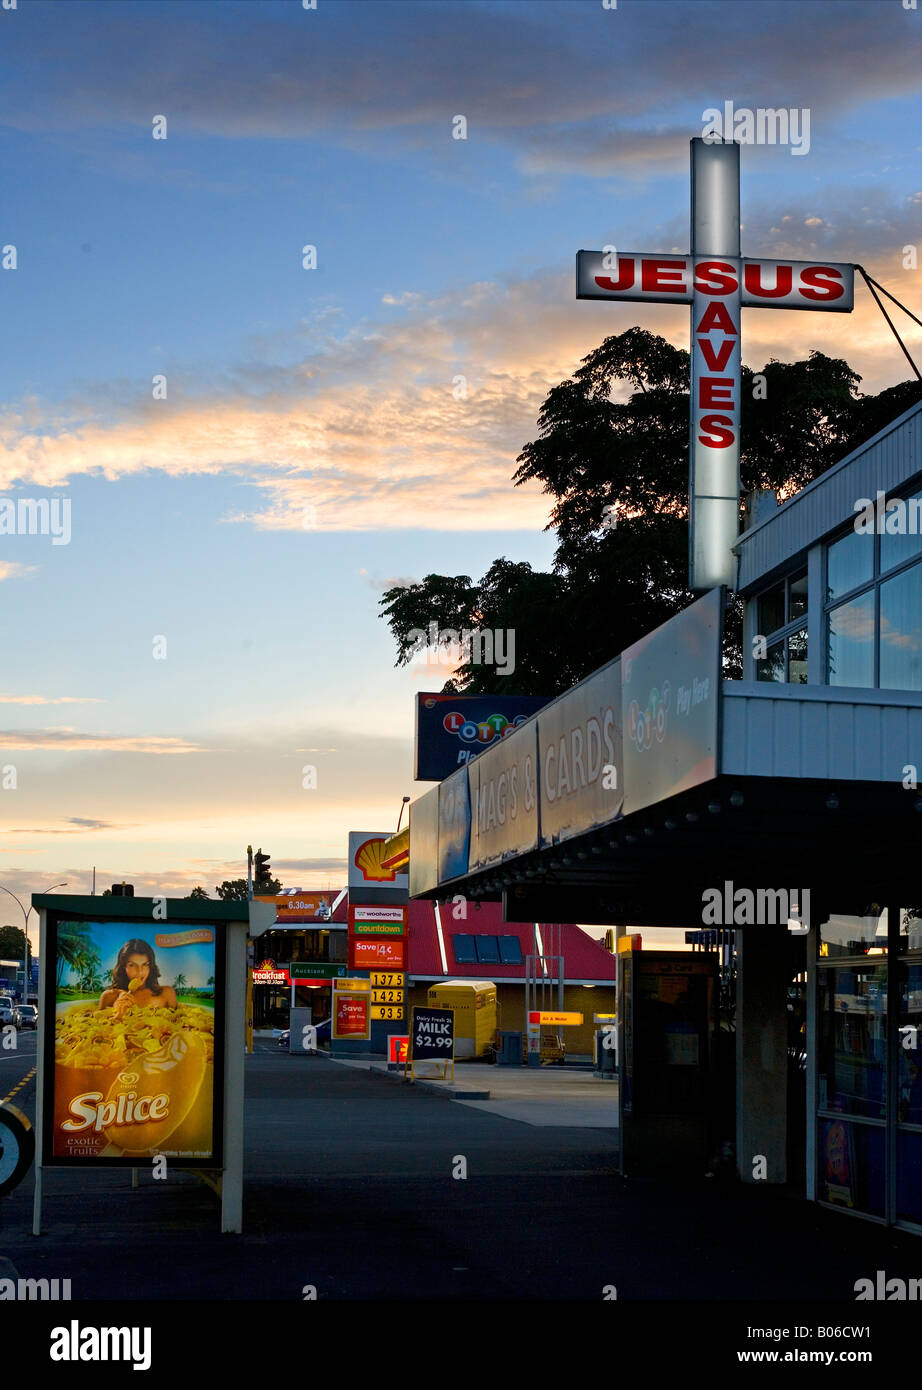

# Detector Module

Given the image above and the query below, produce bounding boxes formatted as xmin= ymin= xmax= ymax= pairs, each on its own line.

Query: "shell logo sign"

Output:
xmin=352 ymin=836 xmax=396 ymax=883
xmin=347 ymin=831 xmax=409 ymax=892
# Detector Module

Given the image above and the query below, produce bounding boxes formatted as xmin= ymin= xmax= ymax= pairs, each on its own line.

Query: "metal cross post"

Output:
xmin=577 ymin=137 xmax=855 ymax=591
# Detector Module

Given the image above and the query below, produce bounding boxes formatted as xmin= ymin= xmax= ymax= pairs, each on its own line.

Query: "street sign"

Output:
xmin=576 ymin=139 xmax=855 ymax=590
xmin=290 ymin=962 xmax=349 ymax=982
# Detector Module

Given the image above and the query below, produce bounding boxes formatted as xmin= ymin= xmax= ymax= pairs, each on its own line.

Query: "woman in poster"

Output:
xmin=100 ymin=938 xmax=178 ymax=1015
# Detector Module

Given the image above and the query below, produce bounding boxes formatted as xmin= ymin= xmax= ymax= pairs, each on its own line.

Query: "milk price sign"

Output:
xmin=577 ymin=139 xmax=854 ymax=591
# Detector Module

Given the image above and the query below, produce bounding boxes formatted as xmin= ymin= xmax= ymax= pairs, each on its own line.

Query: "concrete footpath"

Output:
xmin=332 ymin=1054 xmax=619 ymax=1128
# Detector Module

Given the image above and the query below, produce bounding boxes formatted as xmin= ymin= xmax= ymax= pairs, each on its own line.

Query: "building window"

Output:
xmin=451 ymin=934 xmax=524 ymax=965
xmin=754 ymin=569 xmax=808 ymax=683
xmin=823 ymin=481 xmax=922 ymax=690
xmin=498 ymin=935 xmax=524 ymax=964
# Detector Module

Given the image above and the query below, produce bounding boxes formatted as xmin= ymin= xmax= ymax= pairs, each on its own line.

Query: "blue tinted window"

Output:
xmin=827 ymin=527 xmax=873 ymax=602
xmin=498 ymin=935 xmax=524 ymax=964
xmin=881 ymin=488 xmax=922 ymax=574
xmin=475 ymin=936 xmax=500 ymax=963
xmin=452 ymin=934 xmax=476 ymax=963
xmin=827 ymin=593 xmax=875 ymax=687
xmin=880 ymin=563 xmax=922 ymax=690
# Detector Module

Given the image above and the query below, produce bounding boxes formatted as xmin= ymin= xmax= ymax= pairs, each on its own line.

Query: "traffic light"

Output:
xmin=254 ymin=849 xmax=272 ymax=890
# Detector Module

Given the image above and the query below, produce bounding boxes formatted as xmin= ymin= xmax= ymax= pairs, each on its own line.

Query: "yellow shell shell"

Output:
xmin=354 ymin=836 xmax=396 ymax=882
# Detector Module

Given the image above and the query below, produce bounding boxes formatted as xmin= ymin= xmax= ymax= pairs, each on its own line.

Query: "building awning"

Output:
xmin=408 ymin=645 xmax=922 ymax=926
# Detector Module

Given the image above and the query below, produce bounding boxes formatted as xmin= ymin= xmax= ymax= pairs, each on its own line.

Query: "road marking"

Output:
xmin=2 ymin=1067 xmax=35 ymax=1104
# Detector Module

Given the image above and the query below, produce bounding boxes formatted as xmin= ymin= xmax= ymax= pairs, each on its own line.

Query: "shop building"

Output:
xmin=407 ymin=398 xmax=922 ymax=1233
xmin=251 ymin=887 xmax=614 ymax=1051
xmin=251 ymin=889 xmax=348 ymax=1029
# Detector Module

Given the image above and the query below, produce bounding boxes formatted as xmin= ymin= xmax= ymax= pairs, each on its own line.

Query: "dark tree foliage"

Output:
xmin=215 ymin=879 xmax=249 ymax=901
xmin=380 ymin=328 xmax=922 ymax=695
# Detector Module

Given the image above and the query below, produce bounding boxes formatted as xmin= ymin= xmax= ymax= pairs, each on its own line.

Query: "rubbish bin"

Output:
xmin=497 ymin=1030 xmax=523 ymax=1066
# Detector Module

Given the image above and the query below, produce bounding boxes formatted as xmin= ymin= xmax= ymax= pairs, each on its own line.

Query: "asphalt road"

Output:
xmin=2 ymin=1040 xmax=921 ymax=1305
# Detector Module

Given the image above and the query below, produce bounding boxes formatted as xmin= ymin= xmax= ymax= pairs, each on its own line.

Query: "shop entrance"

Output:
xmin=617 ymin=944 xmax=718 ymax=1176
xmin=814 ymin=907 xmax=922 ymax=1231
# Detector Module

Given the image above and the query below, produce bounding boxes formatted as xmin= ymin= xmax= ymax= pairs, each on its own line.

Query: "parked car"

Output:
xmin=0 ymin=1003 xmax=18 ymax=1028
xmin=17 ymin=1005 xmax=37 ymax=1030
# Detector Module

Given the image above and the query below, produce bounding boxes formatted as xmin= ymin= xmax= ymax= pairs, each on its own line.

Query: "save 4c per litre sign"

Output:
xmin=409 ymin=1007 xmax=453 ymax=1062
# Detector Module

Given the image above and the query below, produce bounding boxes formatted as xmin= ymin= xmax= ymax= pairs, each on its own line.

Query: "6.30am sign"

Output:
xmin=45 ymin=917 xmax=223 ymax=1166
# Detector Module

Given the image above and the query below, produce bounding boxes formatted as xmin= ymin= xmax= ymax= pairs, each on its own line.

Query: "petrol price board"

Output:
xmin=371 ymin=1005 xmax=404 ymax=1021
xmin=371 ymin=972 xmax=405 ymax=989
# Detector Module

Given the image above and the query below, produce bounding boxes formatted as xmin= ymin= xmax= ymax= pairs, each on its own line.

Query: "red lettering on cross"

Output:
xmin=799 ymin=266 xmax=844 ymax=302
xmin=695 ymin=301 xmax=738 ymax=335
xmin=693 ymin=261 xmax=738 ymax=295
xmin=697 ymin=415 xmax=736 ymax=449
xmin=594 ymin=258 xmax=635 ymax=292
xmin=697 ymin=338 xmax=734 ymax=371
xmin=641 ymin=258 xmax=688 ymax=293
xmin=743 ymin=263 xmax=793 ymax=299
xmin=698 ymin=377 xmax=734 ymax=408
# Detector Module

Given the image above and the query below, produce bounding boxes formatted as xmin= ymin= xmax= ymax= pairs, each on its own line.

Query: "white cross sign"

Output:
xmin=577 ymin=139 xmax=855 ymax=591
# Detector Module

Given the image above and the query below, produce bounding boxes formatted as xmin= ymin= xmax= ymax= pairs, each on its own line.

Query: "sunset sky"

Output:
xmin=0 ymin=0 xmax=920 ymax=947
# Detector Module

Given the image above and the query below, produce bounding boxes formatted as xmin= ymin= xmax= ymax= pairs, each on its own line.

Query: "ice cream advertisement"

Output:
xmin=48 ymin=919 xmax=222 ymax=1165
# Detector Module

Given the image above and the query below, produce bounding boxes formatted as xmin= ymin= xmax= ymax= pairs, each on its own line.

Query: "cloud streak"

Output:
xmin=0 ymin=245 xmax=917 ymax=531
xmin=0 ymin=695 xmax=104 ymax=705
xmin=0 ymin=730 xmax=204 ymax=753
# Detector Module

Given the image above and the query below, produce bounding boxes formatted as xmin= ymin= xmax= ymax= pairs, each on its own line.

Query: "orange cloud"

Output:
xmin=0 ymin=261 xmax=917 ymax=535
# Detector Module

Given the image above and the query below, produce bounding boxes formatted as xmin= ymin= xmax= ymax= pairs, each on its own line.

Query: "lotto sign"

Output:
xmin=410 ymin=1006 xmax=454 ymax=1061
xmin=576 ymin=139 xmax=854 ymax=591
xmin=349 ymin=937 xmax=405 ymax=970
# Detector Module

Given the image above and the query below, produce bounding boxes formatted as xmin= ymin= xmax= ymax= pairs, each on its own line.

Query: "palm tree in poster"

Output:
xmin=56 ymin=921 xmax=98 ymax=988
